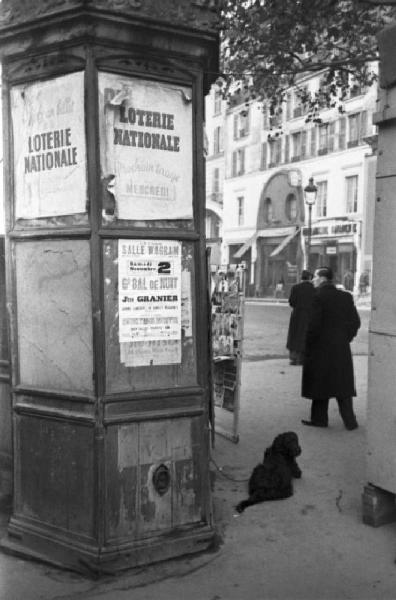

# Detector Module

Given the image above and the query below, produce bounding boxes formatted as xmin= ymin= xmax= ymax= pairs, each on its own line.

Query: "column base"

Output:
xmin=362 ymin=483 xmax=396 ymax=527
xmin=1 ymin=517 xmax=217 ymax=576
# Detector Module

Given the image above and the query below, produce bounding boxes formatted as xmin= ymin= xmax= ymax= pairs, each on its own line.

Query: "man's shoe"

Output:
xmin=301 ymin=420 xmax=328 ymax=428
xmin=345 ymin=423 xmax=358 ymax=431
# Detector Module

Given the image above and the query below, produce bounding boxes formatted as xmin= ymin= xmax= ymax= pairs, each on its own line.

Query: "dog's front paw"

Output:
xmin=291 ymin=460 xmax=302 ymax=478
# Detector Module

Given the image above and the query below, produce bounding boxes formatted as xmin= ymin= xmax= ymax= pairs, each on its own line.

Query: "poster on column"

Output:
xmin=118 ymin=239 xmax=182 ymax=366
xmin=98 ymin=72 xmax=193 ymax=220
xmin=11 ymin=71 xmax=87 ymax=219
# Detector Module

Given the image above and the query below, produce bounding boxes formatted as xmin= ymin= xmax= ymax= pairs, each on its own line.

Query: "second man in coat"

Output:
xmin=301 ymin=266 xmax=361 ymax=430
xmin=286 ymin=269 xmax=315 ymax=365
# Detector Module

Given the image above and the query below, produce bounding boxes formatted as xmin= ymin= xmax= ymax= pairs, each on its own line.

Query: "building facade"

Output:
xmin=205 ymin=86 xmax=224 ymax=266
xmin=205 ymin=70 xmax=378 ymax=297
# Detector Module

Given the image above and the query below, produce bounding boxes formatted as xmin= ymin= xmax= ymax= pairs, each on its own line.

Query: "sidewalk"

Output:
xmin=2 ymin=355 xmax=396 ymax=600
xmin=246 ymin=293 xmax=372 ymax=309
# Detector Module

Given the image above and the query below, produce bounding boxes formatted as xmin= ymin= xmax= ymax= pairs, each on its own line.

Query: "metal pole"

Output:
xmin=307 ymin=203 xmax=312 ymax=271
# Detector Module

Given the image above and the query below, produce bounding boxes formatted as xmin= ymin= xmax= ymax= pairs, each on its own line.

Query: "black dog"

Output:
xmin=235 ymin=432 xmax=302 ymax=513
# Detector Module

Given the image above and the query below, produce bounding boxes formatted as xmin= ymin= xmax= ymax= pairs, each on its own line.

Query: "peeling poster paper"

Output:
xmin=120 ymin=339 xmax=181 ymax=368
xmin=11 ymin=71 xmax=87 ymax=219
xmin=118 ymin=239 xmax=182 ymax=366
xmin=99 ymin=72 xmax=193 ymax=221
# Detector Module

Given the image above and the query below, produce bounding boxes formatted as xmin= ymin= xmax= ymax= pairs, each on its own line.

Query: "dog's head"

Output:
xmin=268 ymin=432 xmax=301 ymax=459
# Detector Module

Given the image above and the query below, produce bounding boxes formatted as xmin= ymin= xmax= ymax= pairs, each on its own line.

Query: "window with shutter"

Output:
xmin=234 ymin=110 xmax=250 ymax=139
xmin=284 ymin=135 xmax=290 ymax=163
xmin=240 ymin=148 xmax=245 ymax=174
xmin=213 ymin=126 xmax=222 ymax=154
xmin=241 ymin=111 xmax=249 ymax=137
xmin=276 ymin=138 xmax=282 ymax=165
xmin=214 ymin=89 xmax=222 ymax=115
xmin=310 ymin=128 xmax=317 ymax=156
xmin=348 ymin=113 xmax=359 ymax=147
xmin=232 ymin=149 xmax=245 ymax=176
xmin=261 ymin=142 xmax=267 ymax=170
xmin=286 ymin=93 xmax=292 ymax=121
xmin=328 ymin=122 xmax=336 ymax=152
xmin=232 ymin=151 xmax=237 ymax=176
xmin=316 ymin=181 xmax=328 ymax=217
xmin=318 ymin=124 xmax=328 ymax=154
xmin=268 ymin=140 xmax=276 ymax=167
xmin=339 ymin=117 xmax=346 ymax=150
xmin=237 ymin=196 xmax=244 ymax=226
xmin=213 ymin=168 xmax=219 ymax=194
xmin=301 ymin=131 xmax=307 ymax=159
xmin=345 ymin=175 xmax=358 ymax=213
xmin=359 ymin=111 xmax=368 ymax=142
xmin=292 ymin=132 xmax=301 ymax=161
xmin=262 ymin=105 xmax=269 ymax=129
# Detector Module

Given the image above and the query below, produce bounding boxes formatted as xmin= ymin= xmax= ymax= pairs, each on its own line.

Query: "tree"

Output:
xmin=217 ymin=0 xmax=395 ymax=120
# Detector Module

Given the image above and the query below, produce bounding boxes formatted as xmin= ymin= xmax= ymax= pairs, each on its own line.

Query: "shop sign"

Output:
xmin=99 ymin=73 xmax=193 ymax=220
xmin=326 ymin=246 xmax=337 ymax=255
xmin=307 ymin=220 xmax=360 ymax=237
xmin=11 ymin=72 xmax=87 ymax=219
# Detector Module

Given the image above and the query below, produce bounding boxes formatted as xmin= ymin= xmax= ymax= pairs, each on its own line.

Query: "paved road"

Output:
xmin=243 ymin=301 xmax=369 ymax=361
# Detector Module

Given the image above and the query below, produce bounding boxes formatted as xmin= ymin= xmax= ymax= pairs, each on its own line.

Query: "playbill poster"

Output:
xmin=98 ymin=72 xmax=193 ymax=220
xmin=11 ymin=71 xmax=87 ymax=219
xmin=118 ymin=239 xmax=182 ymax=366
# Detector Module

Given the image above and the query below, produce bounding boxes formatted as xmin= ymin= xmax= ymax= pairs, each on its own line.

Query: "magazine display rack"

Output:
xmin=210 ymin=266 xmax=245 ymax=443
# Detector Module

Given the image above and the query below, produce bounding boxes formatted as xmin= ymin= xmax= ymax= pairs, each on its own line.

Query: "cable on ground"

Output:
xmin=210 ymin=457 xmax=249 ymax=482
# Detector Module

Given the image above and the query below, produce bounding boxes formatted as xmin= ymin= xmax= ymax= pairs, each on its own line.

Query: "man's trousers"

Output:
xmin=310 ymin=397 xmax=358 ymax=429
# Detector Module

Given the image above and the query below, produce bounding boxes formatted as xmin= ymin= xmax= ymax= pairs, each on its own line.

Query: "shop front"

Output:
xmin=255 ymin=228 xmax=303 ymax=297
xmin=229 ymin=243 xmax=252 ymax=296
xmin=255 ymin=170 xmax=305 ymax=296
xmin=306 ymin=218 xmax=361 ymax=289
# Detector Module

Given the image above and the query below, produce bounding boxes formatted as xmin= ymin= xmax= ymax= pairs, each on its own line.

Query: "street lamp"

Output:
xmin=304 ymin=177 xmax=318 ymax=271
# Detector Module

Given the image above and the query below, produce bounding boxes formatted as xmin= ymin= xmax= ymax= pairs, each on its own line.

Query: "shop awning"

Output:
xmin=257 ymin=226 xmax=296 ymax=238
xmin=233 ymin=233 xmax=258 ymax=258
xmin=269 ymin=228 xmax=300 ymax=257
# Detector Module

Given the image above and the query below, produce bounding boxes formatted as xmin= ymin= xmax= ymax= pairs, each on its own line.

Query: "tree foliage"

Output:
xmin=217 ymin=0 xmax=394 ymax=119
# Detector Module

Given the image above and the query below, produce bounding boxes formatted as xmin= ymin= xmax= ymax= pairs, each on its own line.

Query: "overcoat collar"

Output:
xmin=318 ymin=281 xmax=335 ymax=289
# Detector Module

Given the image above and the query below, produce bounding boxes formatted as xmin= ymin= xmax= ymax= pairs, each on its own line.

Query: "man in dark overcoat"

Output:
xmin=301 ymin=266 xmax=361 ymax=430
xmin=286 ymin=269 xmax=315 ymax=365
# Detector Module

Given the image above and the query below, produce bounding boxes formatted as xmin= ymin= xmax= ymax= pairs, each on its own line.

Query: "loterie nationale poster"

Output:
xmin=99 ymin=72 xmax=193 ymax=221
xmin=11 ymin=71 xmax=87 ymax=219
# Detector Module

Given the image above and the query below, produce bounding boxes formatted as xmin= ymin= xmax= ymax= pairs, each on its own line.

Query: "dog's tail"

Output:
xmin=235 ymin=500 xmax=248 ymax=513
xmin=235 ymin=498 xmax=255 ymax=513
xmin=236 ymin=487 xmax=294 ymax=513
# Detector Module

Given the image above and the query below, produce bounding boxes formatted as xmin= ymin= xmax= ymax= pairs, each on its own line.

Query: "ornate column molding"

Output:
xmin=0 ymin=0 xmax=82 ymax=27
xmin=0 ymin=0 xmax=221 ymax=31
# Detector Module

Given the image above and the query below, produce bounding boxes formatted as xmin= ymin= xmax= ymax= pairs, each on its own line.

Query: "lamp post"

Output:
xmin=304 ymin=177 xmax=318 ymax=271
